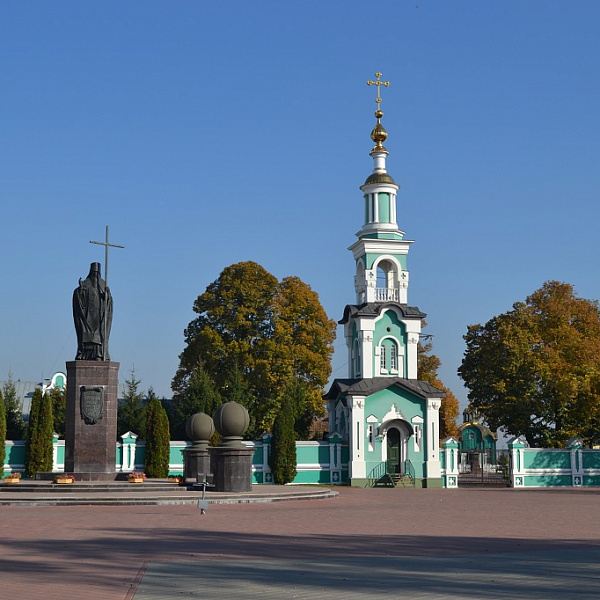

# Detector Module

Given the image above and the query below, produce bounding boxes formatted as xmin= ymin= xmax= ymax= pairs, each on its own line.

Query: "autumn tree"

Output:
xmin=417 ymin=331 xmax=459 ymax=440
xmin=271 ymin=276 xmax=336 ymax=438
xmin=172 ymin=262 xmax=336 ymax=439
xmin=458 ymin=281 xmax=600 ymax=447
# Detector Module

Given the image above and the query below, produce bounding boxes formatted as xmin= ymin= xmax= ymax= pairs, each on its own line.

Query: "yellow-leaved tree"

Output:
xmin=172 ymin=262 xmax=336 ymax=439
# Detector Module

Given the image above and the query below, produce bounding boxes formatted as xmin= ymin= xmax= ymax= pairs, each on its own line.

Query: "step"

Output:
xmin=1 ymin=481 xmax=183 ymax=493
xmin=0 ymin=485 xmax=339 ymax=506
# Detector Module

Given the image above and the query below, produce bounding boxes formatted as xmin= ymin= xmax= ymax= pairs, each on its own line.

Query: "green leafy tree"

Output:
xmin=0 ymin=388 xmax=7 ymax=447
xmin=25 ymin=389 xmax=54 ymax=477
xmin=269 ymin=393 xmax=297 ymax=484
xmin=172 ymin=262 xmax=336 ymax=439
xmin=118 ymin=369 xmax=146 ymax=438
xmin=169 ymin=363 xmax=222 ymax=440
xmin=3 ymin=376 xmax=25 ymax=440
xmin=458 ymin=281 xmax=600 ymax=447
xmin=144 ymin=393 xmax=170 ymax=478
xmin=49 ymin=387 xmax=66 ymax=437
xmin=417 ymin=333 xmax=459 ymax=440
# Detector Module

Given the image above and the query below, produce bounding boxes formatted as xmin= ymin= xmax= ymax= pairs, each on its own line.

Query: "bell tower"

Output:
xmin=325 ymin=73 xmax=444 ymax=487
xmin=344 ymin=72 xmax=422 ymax=381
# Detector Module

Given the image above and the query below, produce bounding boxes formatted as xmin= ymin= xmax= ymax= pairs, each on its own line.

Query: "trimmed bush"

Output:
xmin=269 ymin=394 xmax=297 ymax=484
xmin=144 ymin=396 xmax=170 ymax=478
xmin=25 ymin=389 xmax=53 ymax=477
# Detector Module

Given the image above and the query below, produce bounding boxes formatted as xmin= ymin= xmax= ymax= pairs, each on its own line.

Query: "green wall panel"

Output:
xmin=582 ymin=451 xmax=600 ymax=469
xmin=524 ymin=474 xmax=572 ymax=487
xmin=378 ymin=193 xmax=390 ymax=223
xmin=523 ymin=450 xmax=570 ymax=470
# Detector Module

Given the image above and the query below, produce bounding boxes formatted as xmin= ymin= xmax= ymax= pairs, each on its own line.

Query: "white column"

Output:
xmin=425 ymin=398 xmax=441 ymax=479
xmin=373 ymin=193 xmax=379 ymax=222
xmin=344 ymin=322 xmax=354 ymax=377
xmin=358 ymin=321 xmax=375 ymax=378
xmin=405 ymin=329 xmax=420 ymax=378
xmin=52 ymin=436 xmax=59 ymax=472
xmin=349 ymin=396 xmax=366 ymax=479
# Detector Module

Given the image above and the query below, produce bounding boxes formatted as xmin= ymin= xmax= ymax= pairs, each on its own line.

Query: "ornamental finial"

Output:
xmin=367 ymin=71 xmax=390 ymax=113
xmin=367 ymin=72 xmax=390 ymax=151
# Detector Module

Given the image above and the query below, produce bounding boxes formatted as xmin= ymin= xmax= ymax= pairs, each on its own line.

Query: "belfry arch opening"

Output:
xmin=375 ymin=259 xmax=398 ymax=302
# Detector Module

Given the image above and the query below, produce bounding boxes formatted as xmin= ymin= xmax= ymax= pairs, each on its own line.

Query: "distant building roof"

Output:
xmin=0 ymin=372 xmax=66 ymax=420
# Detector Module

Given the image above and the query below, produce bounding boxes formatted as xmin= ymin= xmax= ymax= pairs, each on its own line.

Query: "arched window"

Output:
xmin=379 ymin=338 xmax=399 ymax=375
xmin=390 ymin=342 xmax=398 ymax=372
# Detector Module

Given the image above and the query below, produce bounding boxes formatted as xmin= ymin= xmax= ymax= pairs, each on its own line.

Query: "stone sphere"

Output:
xmin=213 ymin=401 xmax=250 ymax=438
xmin=185 ymin=412 xmax=215 ymax=442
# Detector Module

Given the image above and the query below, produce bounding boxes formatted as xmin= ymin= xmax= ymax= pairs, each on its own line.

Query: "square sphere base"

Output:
xmin=210 ymin=446 xmax=255 ymax=492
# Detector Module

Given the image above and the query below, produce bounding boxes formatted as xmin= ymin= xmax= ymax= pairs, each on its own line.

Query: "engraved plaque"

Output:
xmin=80 ymin=386 xmax=104 ymax=424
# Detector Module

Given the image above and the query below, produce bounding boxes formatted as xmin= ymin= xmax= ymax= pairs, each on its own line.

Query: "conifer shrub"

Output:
xmin=269 ymin=394 xmax=297 ymax=484
xmin=0 ymin=389 xmax=7 ymax=456
xmin=144 ymin=397 xmax=170 ymax=478
xmin=3 ymin=378 xmax=25 ymax=440
xmin=25 ymin=389 xmax=54 ymax=477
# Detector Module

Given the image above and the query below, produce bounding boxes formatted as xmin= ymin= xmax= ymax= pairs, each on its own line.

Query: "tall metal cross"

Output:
xmin=90 ymin=225 xmax=125 ymax=286
xmin=367 ymin=72 xmax=390 ymax=111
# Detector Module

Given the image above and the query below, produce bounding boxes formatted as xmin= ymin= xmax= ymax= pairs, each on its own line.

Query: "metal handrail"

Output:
xmin=368 ymin=461 xmax=395 ymax=487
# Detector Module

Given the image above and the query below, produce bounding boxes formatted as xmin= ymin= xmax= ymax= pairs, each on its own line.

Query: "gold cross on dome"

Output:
xmin=367 ymin=72 xmax=390 ymax=111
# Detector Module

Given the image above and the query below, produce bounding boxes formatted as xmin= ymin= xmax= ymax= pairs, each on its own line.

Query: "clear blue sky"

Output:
xmin=1 ymin=1 xmax=599 ymax=408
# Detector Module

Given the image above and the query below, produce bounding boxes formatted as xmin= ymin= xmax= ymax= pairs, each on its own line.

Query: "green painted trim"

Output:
xmin=422 ymin=478 xmax=443 ymax=488
xmin=364 ymin=253 xmax=407 ymax=271
xmin=360 ymin=233 xmax=405 ymax=240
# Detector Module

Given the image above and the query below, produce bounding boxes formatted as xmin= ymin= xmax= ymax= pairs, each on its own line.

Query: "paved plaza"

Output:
xmin=1 ymin=486 xmax=599 ymax=599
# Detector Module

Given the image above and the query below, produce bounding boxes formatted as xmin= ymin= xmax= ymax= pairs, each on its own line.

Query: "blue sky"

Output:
xmin=1 ymin=1 xmax=599 ymax=409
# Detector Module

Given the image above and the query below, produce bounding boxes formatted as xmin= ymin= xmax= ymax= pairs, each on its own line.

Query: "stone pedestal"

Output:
xmin=182 ymin=447 xmax=211 ymax=482
xmin=64 ymin=360 xmax=119 ymax=474
xmin=210 ymin=446 xmax=255 ymax=492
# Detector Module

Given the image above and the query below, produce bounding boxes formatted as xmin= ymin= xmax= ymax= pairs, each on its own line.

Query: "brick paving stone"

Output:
xmin=0 ymin=487 xmax=599 ymax=599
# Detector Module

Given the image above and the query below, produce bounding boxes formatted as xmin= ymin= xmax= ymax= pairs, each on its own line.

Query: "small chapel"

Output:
xmin=325 ymin=74 xmax=445 ymax=488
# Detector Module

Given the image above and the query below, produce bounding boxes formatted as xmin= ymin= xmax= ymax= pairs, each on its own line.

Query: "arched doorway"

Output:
xmin=387 ymin=427 xmax=402 ymax=474
xmin=384 ymin=421 xmax=411 ymax=474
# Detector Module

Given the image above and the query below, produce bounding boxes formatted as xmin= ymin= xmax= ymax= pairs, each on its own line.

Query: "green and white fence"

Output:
xmin=7 ymin=434 xmax=598 ymax=488
xmin=508 ymin=437 xmax=600 ymax=488
xmin=3 ymin=431 xmax=350 ymax=485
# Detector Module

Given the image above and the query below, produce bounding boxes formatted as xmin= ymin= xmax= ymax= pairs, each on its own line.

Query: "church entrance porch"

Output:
xmin=367 ymin=421 xmax=415 ymax=487
xmin=386 ymin=427 xmax=404 ymax=474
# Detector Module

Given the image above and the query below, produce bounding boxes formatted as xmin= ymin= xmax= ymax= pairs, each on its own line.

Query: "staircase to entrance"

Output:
xmin=368 ymin=459 xmax=415 ymax=488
